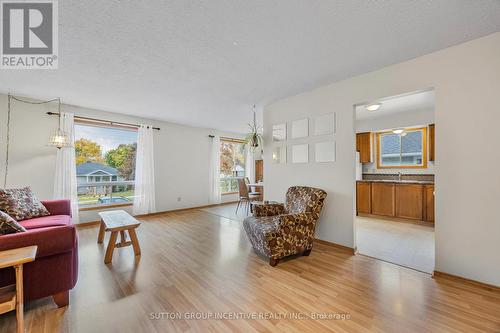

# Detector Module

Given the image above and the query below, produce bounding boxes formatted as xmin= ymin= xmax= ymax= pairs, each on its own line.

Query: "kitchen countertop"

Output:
xmin=357 ymin=179 xmax=434 ymax=185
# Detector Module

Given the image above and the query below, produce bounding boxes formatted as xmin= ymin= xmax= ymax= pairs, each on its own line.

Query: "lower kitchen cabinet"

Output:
xmin=357 ymin=181 xmax=435 ymax=223
xmin=424 ymin=185 xmax=435 ymax=222
xmin=356 ymin=182 xmax=371 ymax=214
xmin=395 ymin=184 xmax=423 ymax=220
xmin=370 ymin=182 xmax=395 ymax=217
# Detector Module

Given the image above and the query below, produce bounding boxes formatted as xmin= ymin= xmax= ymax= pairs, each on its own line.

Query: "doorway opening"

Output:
xmin=353 ymin=89 xmax=435 ymax=273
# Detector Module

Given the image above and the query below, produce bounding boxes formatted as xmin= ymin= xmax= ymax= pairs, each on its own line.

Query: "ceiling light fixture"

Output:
xmin=365 ymin=103 xmax=381 ymax=111
xmin=392 ymin=129 xmax=404 ymax=134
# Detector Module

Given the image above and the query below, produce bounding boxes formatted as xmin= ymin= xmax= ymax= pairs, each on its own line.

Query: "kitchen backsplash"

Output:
xmin=363 ymin=173 xmax=435 ymax=182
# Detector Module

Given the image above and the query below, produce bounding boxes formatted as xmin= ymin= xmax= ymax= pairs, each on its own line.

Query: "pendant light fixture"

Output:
xmin=47 ymin=98 xmax=72 ymax=149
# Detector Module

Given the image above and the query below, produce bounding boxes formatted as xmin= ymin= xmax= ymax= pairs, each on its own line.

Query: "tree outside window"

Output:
xmin=220 ymin=140 xmax=246 ymax=193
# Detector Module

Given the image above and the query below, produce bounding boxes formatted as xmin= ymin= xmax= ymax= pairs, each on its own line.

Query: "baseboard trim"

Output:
xmin=433 ymin=270 xmax=500 ymax=291
xmin=75 ymin=201 xmax=239 ymax=228
xmin=135 ymin=201 xmax=239 ymax=217
xmin=314 ymin=239 xmax=355 ymax=254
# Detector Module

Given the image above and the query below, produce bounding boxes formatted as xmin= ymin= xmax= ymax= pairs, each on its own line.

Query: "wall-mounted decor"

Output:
xmin=314 ymin=112 xmax=335 ymax=136
xmin=291 ymin=118 xmax=309 ymax=139
xmin=272 ymin=146 xmax=287 ymax=164
xmin=315 ymin=141 xmax=336 ymax=162
xmin=272 ymin=123 xmax=287 ymax=142
xmin=292 ymin=144 xmax=309 ymax=163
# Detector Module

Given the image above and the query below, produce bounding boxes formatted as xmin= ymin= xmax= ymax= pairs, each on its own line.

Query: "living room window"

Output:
xmin=74 ymin=123 xmax=138 ymax=208
xmin=220 ymin=138 xmax=246 ymax=194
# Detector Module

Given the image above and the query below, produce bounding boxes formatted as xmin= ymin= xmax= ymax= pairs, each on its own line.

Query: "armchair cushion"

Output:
xmin=278 ymin=212 xmax=314 ymax=227
xmin=0 ymin=210 xmax=26 ymax=235
xmin=0 ymin=187 xmax=50 ymax=221
xmin=252 ymin=202 xmax=285 ymax=217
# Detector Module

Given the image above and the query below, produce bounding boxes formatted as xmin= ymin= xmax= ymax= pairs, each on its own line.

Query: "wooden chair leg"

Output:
xmin=269 ymin=258 xmax=280 ymax=267
xmin=128 ymin=229 xmax=141 ymax=256
xmin=97 ymin=220 xmax=105 ymax=243
xmin=14 ymin=265 xmax=23 ymax=333
xmin=104 ymin=231 xmax=118 ymax=264
xmin=236 ymin=200 xmax=241 ymax=213
xmin=52 ymin=290 xmax=69 ymax=307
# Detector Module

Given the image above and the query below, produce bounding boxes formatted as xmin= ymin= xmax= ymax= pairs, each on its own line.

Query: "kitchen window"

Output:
xmin=376 ymin=127 xmax=427 ymax=169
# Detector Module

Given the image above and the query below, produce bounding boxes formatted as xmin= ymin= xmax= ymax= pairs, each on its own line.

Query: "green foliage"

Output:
xmin=105 ymin=143 xmax=137 ymax=180
xmin=220 ymin=141 xmax=245 ymax=177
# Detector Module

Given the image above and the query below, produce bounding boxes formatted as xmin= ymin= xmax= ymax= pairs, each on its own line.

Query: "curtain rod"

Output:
xmin=208 ymin=135 xmax=245 ymax=143
xmin=46 ymin=112 xmax=160 ymax=130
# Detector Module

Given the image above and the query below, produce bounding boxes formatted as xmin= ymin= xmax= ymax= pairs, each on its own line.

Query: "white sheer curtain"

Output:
xmin=54 ymin=112 xmax=79 ymax=223
xmin=133 ymin=125 xmax=156 ymax=215
xmin=245 ymin=145 xmax=255 ymax=184
xmin=209 ymin=135 xmax=221 ymax=204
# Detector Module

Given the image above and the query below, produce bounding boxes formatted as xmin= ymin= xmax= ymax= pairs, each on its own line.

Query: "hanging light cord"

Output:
xmin=3 ymin=94 xmax=61 ymax=188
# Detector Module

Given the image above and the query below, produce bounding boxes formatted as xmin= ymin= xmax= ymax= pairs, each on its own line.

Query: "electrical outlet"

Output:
xmin=177 ymin=197 xmax=182 ymax=202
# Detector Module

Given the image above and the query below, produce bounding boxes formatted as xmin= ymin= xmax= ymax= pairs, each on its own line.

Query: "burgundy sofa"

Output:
xmin=0 ymin=200 xmax=78 ymax=307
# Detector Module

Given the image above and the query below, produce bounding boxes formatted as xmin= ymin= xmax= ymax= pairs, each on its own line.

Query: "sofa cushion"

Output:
xmin=0 ymin=187 xmax=50 ymax=221
xmin=20 ymin=215 xmax=71 ymax=230
xmin=0 ymin=221 xmax=76 ymax=257
xmin=0 ymin=210 xmax=26 ymax=235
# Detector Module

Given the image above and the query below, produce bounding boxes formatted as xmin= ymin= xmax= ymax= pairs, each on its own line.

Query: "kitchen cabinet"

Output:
xmin=371 ymin=182 xmax=395 ymax=217
xmin=429 ymin=124 xmax=435 ymax=162
xmin=424 ymin=185 xmax=435 ymax=222
xmin=356 ymin=132 xmax=371 ymax=163
xmin=357 ymin=180 xmax=435 ymax=223
xmin=395 ymin=184 xmax=423 ymax=220
xmin=356 ymin=182 xmax=371 ymax=214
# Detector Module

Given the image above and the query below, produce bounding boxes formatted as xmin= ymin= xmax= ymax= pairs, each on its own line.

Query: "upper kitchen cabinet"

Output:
xmin=429 ymin=124 xmax=435 ymax=162
xmin=356 ymin=132 xmax=371 ymax=163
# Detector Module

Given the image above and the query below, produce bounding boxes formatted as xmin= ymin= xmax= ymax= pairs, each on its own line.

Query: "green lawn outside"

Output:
xmin=78 ymin=189 xmax=135 ymax=206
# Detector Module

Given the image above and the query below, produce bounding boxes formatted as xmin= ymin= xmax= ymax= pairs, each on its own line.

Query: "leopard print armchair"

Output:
xmin=243 ymin=186 xmax=327 ymax=266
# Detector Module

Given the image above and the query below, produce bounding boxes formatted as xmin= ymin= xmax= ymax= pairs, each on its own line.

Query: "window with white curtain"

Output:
xmin=74 ymin=123 xmax=137 ymax=207
xmin=219 ymin=139 xmax=246 ymax=194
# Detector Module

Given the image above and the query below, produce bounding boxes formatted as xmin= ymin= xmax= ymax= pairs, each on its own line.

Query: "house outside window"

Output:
xmin=376 ymin=127 xmax=427 ymax=168
xmin=75 ymin=123 xmax=137 ymax=207
xmin=220 ymin=139 xmax=246 ymax=193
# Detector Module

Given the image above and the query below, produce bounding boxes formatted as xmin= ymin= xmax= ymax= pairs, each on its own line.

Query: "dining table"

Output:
xmin=248 ymin=182 xmax=264 ymax=201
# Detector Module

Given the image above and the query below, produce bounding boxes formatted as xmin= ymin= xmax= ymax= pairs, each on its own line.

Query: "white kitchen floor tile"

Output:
xmin=355 ymin=216 xmax=435 ymax=273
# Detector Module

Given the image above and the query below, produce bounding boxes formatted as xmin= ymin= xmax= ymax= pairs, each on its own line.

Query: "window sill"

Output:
xmin=221 ymin=192 xmax=238 ymax=196
xmin=79 ymin=202 xmax=133 ymax=212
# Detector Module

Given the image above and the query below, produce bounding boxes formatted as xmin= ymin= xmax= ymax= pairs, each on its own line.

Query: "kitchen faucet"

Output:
xmin=398 ymin=172 xmax=403 ymax=181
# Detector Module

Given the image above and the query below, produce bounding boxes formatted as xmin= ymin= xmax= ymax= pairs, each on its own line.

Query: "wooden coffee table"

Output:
xmin=97 ymin=210 xmax=141 ymax=264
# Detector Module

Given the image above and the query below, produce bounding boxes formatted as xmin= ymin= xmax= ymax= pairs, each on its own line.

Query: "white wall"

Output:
xmin=356 ymin=108 xmax=434 ymax=133
xmin=357 ymin=108 xmax=435 ymax=174
xmin=0 ymin=94 xmax=242 ymax=223
xmin=264 ymin=32 xmax=500 ymax=286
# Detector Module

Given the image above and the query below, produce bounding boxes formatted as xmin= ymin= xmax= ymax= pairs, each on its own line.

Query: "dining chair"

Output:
xmin=236 ymin=178 xmax=260 ymax=215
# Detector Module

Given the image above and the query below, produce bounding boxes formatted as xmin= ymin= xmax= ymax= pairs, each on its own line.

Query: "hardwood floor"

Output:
xmin=1 ymin=209 xmax=499 ymax=332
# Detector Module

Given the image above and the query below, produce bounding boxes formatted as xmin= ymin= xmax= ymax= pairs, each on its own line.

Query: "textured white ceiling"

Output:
xmin=356 ymin=90 xmax=435 ymax=121
xmin=2 ymin=1 xmax=500 ymax=132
